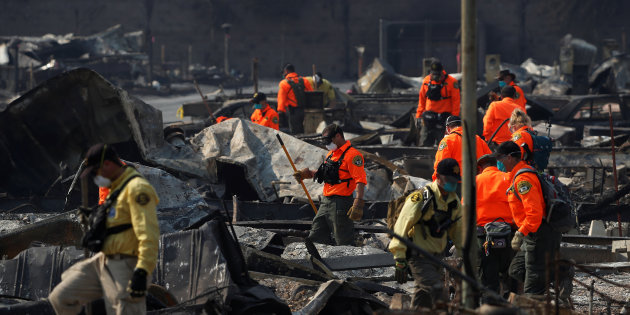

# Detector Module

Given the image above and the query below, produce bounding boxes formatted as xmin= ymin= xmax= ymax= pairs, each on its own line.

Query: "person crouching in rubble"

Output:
xmin=388 ymin=158 xmax=463 ymax=309
xmin=49 ymin=144 xmax=159 ymax=315
xmin=494 ymin=141 xmax=561 ymax=297
xmin=250 ymin=92 xmax=279 ymax=130
xmin=293 ymin=124 xmax=366 ymax=245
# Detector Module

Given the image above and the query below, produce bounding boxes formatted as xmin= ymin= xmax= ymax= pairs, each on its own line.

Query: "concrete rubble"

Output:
xmin=4 ymin=35 xmax=630 ymax=313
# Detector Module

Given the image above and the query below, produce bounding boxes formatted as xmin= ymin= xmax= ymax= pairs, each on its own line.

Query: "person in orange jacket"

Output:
xmin=416 ymin=60 xmax=461 ymax=147
xmin=433 ymin=116 xmax=492 ymax=183
xmin=494 ymin=141 xmax=561 ymax=295
xmin=497 ymin=70 xmax=526 ymax=110
xmin=483 ymin=86 xmax=523 ymax=146
xmin=476 ymin=154 xmax=515 ymax=300
xmin=277 ymin=63 xmax=313 ymax=134
xmin=293 ymin=124 xmax=366 ymax=245
xmin=508 ymin=108 xmax=534 ymax=162
xmin=249 ymin=92 xmax=279 ymax=130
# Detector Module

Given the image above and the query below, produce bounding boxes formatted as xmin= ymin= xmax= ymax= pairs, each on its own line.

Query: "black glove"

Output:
xmin=394 ymin=259 xmax=409 ymax=284
xmin=127 ymin=268 xmax=148 ymax=298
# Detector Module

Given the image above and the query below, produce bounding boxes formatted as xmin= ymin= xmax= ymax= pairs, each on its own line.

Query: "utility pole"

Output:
xmin=461 ymin=0 xmax=478 ymax=309
xmin=221 ymin=23 xmax=232 ymax=76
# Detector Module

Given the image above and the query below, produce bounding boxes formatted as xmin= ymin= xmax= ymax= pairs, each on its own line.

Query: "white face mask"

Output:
xmin=93 ymin=175 xmax=112 ymax=188
xmin=325 ymin=142 xmax=338 ymax=151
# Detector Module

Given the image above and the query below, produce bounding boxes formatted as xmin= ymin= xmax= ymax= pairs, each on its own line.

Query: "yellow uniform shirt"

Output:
xmin=388 ymin=181 xmax=463 ymax=259
xmin=102 ymin=167 xmax=160 ymax=274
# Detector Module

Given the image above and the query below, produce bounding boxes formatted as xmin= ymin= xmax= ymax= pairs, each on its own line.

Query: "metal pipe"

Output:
xmin=460 ymin=0 xmax=478 ymax=308
xmin=609 ymin=104 xmax=622 ymax=236
xmin=252 ymin=58 xmax=259 ymax=93
xmin=588 ymin=279 xmax=594 ymax=315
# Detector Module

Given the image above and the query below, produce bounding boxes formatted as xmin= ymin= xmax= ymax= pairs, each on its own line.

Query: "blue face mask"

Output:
xmin=497 ymin=160 xmax=507 ymax=172
xmin=498 ymin=80 xmax=506 ymax=88
xmin=443 ymin=181 xmax=457 ymax=193
xmin=253 ymin=103 xmax=263 ymax=110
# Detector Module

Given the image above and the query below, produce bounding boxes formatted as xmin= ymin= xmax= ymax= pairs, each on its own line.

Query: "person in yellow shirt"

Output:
xmin=388 ymin=158 xmax=463 ymax=309
xmin=49 ymin=144 xmax=159 ymax=315
xmin=306 ymin=72 xmax=337 ymax=107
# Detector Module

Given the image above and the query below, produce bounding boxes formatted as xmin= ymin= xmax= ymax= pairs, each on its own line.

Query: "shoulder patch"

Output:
xmin=135 ymin=193 xmax=150 ymax=205
xmin=352 ymin=155 xmax=363 ymax=166
xmin=272 ymin=117 xmax=279 ymax=124
xmin=512 ymin=133 xmax=522 ymax=141
xmin=438 ymin=141 xmax=447 ymax=151
xmin=515 ymin=91 xmax=521 ymax=99
xmin=516 ymin=180 xmax=532 ymax=195
xmin=409 ymin=191 xmax=422 ymax=203
xmin=453 ymin=81 xmax=460 ymax=89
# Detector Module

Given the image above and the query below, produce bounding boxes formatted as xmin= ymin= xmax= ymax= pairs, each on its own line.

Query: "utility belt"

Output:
xmin=478 ymin=219 xmax=513 ymax=256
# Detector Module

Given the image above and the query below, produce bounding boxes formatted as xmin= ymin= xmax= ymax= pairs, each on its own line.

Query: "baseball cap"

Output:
xmin=436 ymin=158 xmax=461 ymax=180
xmin=493 ymin=141 xmax=521 ymax=159
xmin=477 ymin=154 xmax=497 ymax=167
xmin=430 ymin=61 xmax=444 ymax=75
xmin=80 ymin=143 xmax=120 ymax=178
xmin=445 ymin=115 xmax=461 ymax=127
xmin=250 ymin=92 xmax=266 ymax=103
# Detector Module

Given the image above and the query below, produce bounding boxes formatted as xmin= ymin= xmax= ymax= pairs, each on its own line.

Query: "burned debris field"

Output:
xmin=3 ymin=1 xmax=630 ymax=314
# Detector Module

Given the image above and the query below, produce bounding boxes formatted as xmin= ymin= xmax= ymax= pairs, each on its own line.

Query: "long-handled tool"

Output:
xmin=276 ymin=134 xmax=318 ymax=214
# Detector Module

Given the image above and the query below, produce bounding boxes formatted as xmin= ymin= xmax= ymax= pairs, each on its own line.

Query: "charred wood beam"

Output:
xmin=241 ymin=246 xmax=332 ymax=282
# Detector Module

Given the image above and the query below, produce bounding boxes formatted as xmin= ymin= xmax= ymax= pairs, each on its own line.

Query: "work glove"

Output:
xmin=394 ymin=259 xmax=409 ymax=284
xmin=293 ymin=168 xmax=313 ymax=182
xmin=127 ymin=268 xmax=148 ymax=298
xmin=347 ymin=198 xmax=364 ymax=221
xmin=511 ymin=231 xmax=524 ymax=251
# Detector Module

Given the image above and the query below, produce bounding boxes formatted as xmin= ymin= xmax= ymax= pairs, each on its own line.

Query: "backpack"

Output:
xmin=387 ymin=186 xmax=460 ymax=239
xmin=425 ymin=77 xmax=450 ymax=101
xmin=387 ymin=187 xmax=434 ymax=235
xmin=81 ymin=174 xmax=140 ymax=252
xmin=285 ymin=77 xmax=307 ymax=107
xmin=511 ymin=168 xmax=575 ymax=233
xmin=523 ymin=129 xmax=553 ymax=171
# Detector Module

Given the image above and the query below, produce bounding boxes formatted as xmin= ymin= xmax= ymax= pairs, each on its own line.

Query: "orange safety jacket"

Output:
xmin=322 ymin=140 xmax=367 ymax=197
xmin=416 ymin=71 xmax=461 ymax=118
xmin=511 ymin=126 xmax=534 ymax=161
xmin=507 ymin=161 xmax=546 ymax=236
xmin=476 ymin=166 xmax=513 ymax=226
xmin=483 ymin=97 xmax=522 ymax=144
xmin=251 ymin=105 xmax=280 ymax=130
xmin=277 ymin=72 xmax=314 ymax=113
xmin=510 ymin=82 xmax=527 ymax=110
xmin=433 ymin=126 xmax=492 ymax=180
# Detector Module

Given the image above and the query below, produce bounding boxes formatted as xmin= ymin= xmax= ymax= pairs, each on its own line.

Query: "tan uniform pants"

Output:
xmin=48 ymin=252 xmax=146 ymax=315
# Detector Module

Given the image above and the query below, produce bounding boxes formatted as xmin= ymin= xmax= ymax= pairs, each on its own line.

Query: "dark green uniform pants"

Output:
xmin=508 ymin=222 xmax=561 ymax=295
xmin=308 ymin=195 xmax=354 ymax=245
xmin=288 ymin=105 xmax=305 ymax=134
xmin=408 ymin=254 xmax=445 ymax=309
xmin=477 ymin=235 xmax=515 ymax=301
xmin=419 ymin=118 xmax=445 ymax=147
